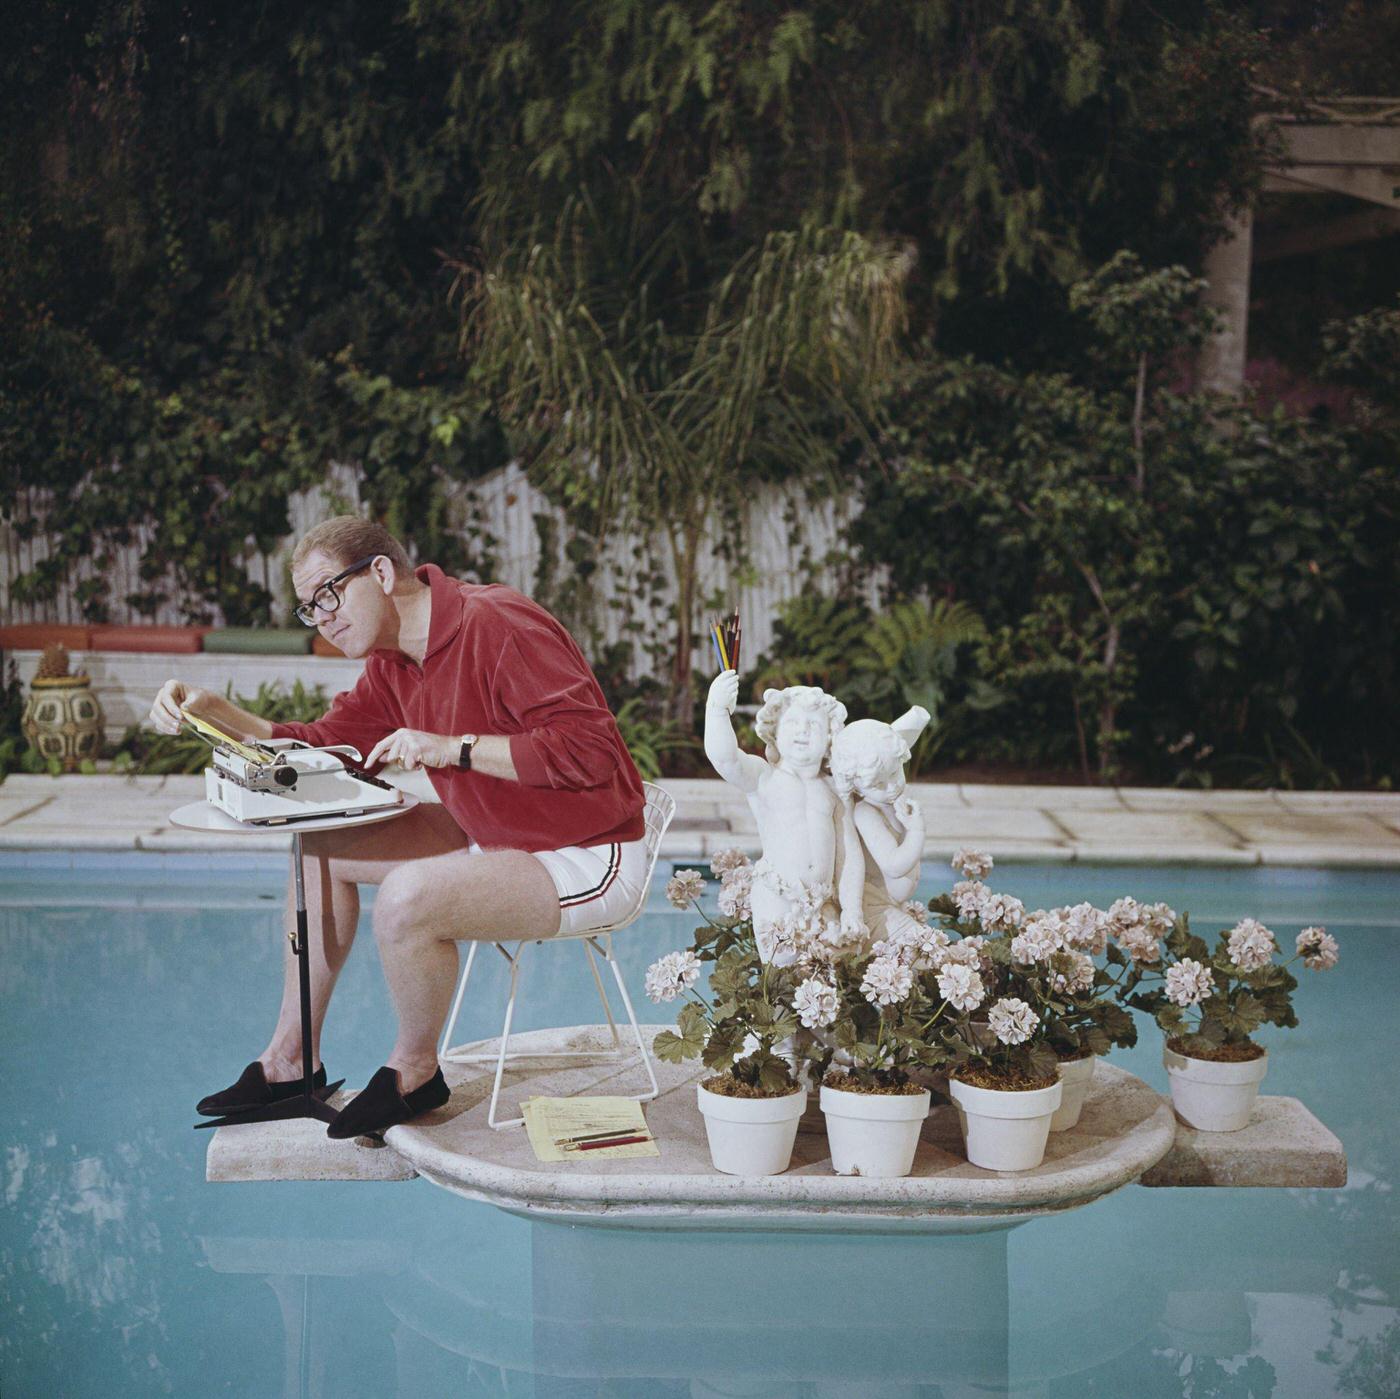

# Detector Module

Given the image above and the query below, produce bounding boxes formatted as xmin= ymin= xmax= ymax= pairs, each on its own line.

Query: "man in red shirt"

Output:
xmin=150 ymin=516 xmax=648 ymax=1138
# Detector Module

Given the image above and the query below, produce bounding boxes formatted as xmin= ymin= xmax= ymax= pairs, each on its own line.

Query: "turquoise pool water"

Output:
xmin=1 ymin=854 xmax=1396 ymax=1397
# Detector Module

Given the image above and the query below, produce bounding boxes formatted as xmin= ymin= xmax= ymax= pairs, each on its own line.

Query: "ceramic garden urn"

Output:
xmin=22 ymin=644 xmax=103 ymax=770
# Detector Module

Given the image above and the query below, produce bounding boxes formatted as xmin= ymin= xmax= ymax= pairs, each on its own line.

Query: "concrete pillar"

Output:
xmin=1198 ymin=206 xmax=1254 ymax=394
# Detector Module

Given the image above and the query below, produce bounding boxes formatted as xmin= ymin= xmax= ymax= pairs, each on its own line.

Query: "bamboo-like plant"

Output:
xmin=455 ymin=208 xmax=909 ymax=726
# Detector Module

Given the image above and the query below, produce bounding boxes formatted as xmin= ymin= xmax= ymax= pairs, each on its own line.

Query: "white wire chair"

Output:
xmin=437 ymin=782 xmax=677 ymax=1129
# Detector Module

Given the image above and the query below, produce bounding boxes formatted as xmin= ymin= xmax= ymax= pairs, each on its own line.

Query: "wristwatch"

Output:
xmin=458 ymin=733 xmax=479 ymax=770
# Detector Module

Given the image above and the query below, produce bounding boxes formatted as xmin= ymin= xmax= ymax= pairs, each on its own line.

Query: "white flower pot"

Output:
xmin=948 ymin=1076 xmax=1063 ymax=1171
xmin=1049 ymin=1055 xmax=1096 ymax=1132
xmin=1163 ymin=1044 xmax=1268 ymax=1132
xmin=696 ymin=1082 xmax=806 ymax=1175
xmin=819 ymin=1083 xmax=931 ymax=1178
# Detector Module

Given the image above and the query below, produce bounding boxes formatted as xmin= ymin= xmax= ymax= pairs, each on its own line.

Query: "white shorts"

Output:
xmin=467 ymin=837 xmax=651 ymax=937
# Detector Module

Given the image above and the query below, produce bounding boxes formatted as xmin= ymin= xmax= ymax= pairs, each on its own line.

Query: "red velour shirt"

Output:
xmin=271 ymin=564 xmax=646 ymax=852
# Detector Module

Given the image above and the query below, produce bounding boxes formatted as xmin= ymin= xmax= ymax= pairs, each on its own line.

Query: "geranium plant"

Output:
xmin=1112 ymin=909 xmax=1339 ymax=1060
xmin=922 ymin=849 xmax=1139 ymax=1087
xmin=647 ymin=853 xmax=802 ymax=1096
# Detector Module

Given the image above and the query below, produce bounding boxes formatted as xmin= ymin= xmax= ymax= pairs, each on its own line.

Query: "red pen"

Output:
xmin=570 ymin=1135 xmax=652 ymax=1152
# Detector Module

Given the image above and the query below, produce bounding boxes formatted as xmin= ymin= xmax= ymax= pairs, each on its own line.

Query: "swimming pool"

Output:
xmin=2 ymin=855 xmax=1396 ymax=1396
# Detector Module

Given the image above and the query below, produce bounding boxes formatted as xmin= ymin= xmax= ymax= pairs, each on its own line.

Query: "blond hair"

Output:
xmin=291 ymin=515 xmax=413 ymax=577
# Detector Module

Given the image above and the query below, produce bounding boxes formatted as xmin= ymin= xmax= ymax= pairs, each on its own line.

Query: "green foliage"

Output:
xmin=1 ymin=3 xmax=508 ymax=623
xmin=852 ymin=260 xmax=1400 ymax=785
xmin=612 ymin=697 xmax=694 ymax=783
xmin=751 ymin=593 xmax=993 ymax=774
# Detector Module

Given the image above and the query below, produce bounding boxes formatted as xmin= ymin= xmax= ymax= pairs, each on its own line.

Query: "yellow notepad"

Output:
xmin=521 ymin=1096 xmax=660 ymax=1163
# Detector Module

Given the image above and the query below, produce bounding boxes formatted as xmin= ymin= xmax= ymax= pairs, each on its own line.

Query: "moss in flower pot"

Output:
xmin=821 ymin=1069 xmax=926 ymax=1096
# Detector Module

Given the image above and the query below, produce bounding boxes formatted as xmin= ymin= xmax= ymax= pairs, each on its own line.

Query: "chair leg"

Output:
xmin=487 ymin=941 xmax=529 ymax=1130
xmin=582 ymin=937 xmax=622 ymax=1051
xmin=600 ymin=939 xmax=660 ymax=1104
xmin=438 ymin=940 xmax=481 ymax=1060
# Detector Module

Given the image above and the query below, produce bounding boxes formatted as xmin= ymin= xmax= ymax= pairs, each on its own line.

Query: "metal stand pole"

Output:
xmin=194 ymin=830 xmax=344 ymax=1129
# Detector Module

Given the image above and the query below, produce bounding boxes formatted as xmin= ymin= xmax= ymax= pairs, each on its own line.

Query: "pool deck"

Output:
xmin=2 ymin=771 xmax=1399 ymax=866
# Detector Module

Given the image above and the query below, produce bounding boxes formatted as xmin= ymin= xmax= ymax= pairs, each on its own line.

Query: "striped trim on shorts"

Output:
xmin=531 ymin=837 xmax=650 ymax=937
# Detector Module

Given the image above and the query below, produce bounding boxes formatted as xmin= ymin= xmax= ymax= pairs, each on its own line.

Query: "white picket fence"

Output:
xmin=2 ymin=463 xmax=884 ymax=671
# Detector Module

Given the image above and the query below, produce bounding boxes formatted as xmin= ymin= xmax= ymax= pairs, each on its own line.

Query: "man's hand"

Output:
xmin=707 ymin=669 xmax=738 ymax=715
xmin=150 ymin=679 xmax=213 ymax=736
xmin=365 ymin=729 xmax=459 ymax=771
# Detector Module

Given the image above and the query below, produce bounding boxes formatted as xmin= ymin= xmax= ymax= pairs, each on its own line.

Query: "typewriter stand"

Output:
xmin=168 ymin=799 xmax=417 ymax=1131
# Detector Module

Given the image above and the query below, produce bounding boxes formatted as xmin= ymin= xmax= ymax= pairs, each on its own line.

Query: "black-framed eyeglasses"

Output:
xmin=293 ymin=555 xmax=379 ymax=627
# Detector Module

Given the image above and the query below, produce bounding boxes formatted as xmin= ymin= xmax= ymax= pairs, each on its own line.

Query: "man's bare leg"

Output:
xmin=372 ymin=847 xmax=562 ymax=1091
xmin=256 ymin=803 xmax=474 ymax=1082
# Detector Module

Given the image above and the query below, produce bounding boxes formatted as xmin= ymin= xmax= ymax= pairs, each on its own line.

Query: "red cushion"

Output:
xmin=0 ymin=623 xmax=94 ymax=651
xmin=88 ymin=625 xmax=211 ymax=654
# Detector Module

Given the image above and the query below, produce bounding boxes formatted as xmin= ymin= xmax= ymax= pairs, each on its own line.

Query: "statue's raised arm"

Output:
xmin=703 ymin=670 xmax=766 ymax=793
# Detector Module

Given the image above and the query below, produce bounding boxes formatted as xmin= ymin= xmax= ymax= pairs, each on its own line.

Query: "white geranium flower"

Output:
xmin=1296 ymin=926 xmax=1339 ymax=971
xmin=1164 ymin=958 xmax=1214 ymax=1007
xmin=902 ymin=899 xmax=930 ymax=926
xmin=937 ymin=961 xmax=986 ymax=1012
xmin=665 ymin=869 xmax=706 ymax=909
xmin=862 ymin=956 xmax=914 ymax=1007
xmin=793 ymin=977 xmax=840 ymax=1029
xmin=1117 ymin=925 xmax=1161 ymax=964
xmin=951 ymin=847 xmax=994 ymax=880
xmin=1227 ymin=918 xmax=1276 ymax=972
xmin=644 ymin=949 xmax=702 ymax=1002
xmin=910 ymin=925 xmax=951 ymax=969
xmin=1059 ymin=902 xmax=1109 ymax=955
xmin=710 ymin=847 xmax=751 ymax=877
xmin=988 ymin=996 xmax=1039 ymax=1046
xmin=1108 ymin=896 xmax=1170 ymax=964
xmin=936 ymin=934 xmax=986 ymax=970
xmin=1050 ymin=949 xmax=1096 ymax=995
xmin=1142 ymin=901 xmax=1176 ymax=937
xmin=1011 ymin=915 xmax=1063 ymax=964
xmin=981 ymin=892 xmax=1026 ymax=934
xmin=717 ymin=866 xmax=753 ymax=919
xmin=951 ymin=880 xmax=989 ymax=921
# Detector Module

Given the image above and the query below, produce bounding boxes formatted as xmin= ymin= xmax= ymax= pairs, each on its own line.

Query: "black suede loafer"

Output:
xmin=326 ymin=1066 xmax=450 ymax=1140
xmin=196 ymin=1061 xmax=328 ymax=1116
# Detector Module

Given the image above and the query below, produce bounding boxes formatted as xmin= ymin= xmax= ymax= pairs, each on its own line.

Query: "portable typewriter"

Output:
xmin=184 ymin=710 xmax=404 ymax=825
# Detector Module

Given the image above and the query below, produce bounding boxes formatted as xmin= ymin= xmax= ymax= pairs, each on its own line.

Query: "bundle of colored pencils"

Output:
xmin=710 ymin=609 xmax=742 ymax=674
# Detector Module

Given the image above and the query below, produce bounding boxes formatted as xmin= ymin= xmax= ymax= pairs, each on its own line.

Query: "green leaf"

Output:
xmin=652 ymin=1029 xmax=700 ymax=1063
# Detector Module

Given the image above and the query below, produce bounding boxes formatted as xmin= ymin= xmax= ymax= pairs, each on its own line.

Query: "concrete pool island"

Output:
xmin=206 ymin=1023 xmax=1347 ymax=1233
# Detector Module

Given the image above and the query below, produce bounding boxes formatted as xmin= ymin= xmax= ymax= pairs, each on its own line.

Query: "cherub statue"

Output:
xmin=705 ymin=670 xmax=866 ymax=962
xmin=828 ymin=708 xmax=931 ymax=943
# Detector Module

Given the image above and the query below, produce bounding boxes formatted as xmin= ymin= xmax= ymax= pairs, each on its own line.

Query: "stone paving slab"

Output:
xmin=1139 ymin=1096 xmax=1346 ymax=1188
xmin=206 ymin=1091 xmax=419 ymax=1182
xmin=2 ymin=773 xmax=1398 ymax=867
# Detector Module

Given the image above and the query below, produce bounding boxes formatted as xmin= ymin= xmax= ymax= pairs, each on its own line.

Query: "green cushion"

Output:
xmin=202 ymin=628 xmax=313 ymax=655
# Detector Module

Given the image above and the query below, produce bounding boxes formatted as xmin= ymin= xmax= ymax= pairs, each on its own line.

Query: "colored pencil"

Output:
xmin=712 ymin=620 xmax=730 ymax=671
xmin=555 ymin=1128 xmax=651 ymax=1146
xmin=566 ymin=1135 xmax=653 ymax=1152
